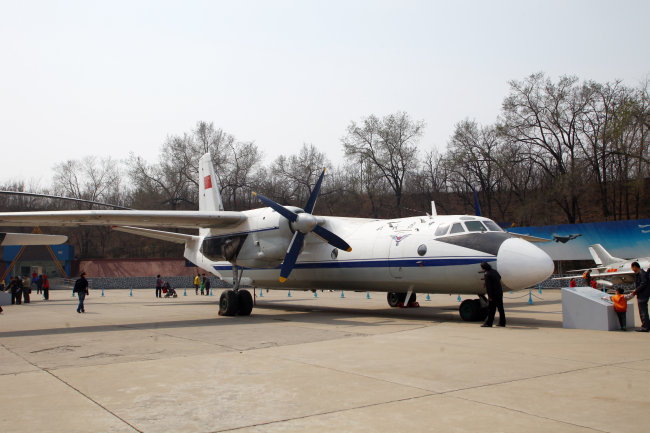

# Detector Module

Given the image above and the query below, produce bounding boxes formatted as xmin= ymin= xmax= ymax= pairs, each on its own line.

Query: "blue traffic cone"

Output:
xmin=129 ymin=288 xmax=133 ymax=297
xmin=426 ymin=294 xmax=431 ymax=301
xmin=101 ymin=288 xmax=104 ymax=297
xmin=528 ymin=290 xmax=533 ymax=304
xmin=288 ymin=290 xmax=292 ymax=297
xmin=72 ymin=291 xmax=75 ymax=297
xmin=366 ymin=292 xmax=370 ymax=299
xmin=314 ymin=291 xmax=318 ymax=298
xmin=210 ymin=289 xmax=213 ymax=296
xmin=340 ymin=290 xmax=345 ymax=298
xmin=457 ymin=294 xmax=461 ymax=302
xmin=259 ymin=288 xmax=263 ymax=297
xmin=538 ymin=284 xmax=542 ymax=294
xmin=183 ymin=288 xmax=187 ymax=296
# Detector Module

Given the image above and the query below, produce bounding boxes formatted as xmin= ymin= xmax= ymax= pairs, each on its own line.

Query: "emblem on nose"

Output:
xmin=391 ymin=234 xmax=411 ymax=246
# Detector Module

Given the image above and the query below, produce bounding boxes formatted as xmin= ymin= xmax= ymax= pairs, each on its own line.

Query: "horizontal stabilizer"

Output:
xmin=0 ymin=232 xmax=68 ymax=246
xmin=0 ymin=210 xmax=245 ymax=229
xmin=112 ymin=226 xmax=199 ymax=244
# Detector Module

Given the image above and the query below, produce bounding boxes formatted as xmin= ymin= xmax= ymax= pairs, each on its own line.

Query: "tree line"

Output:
xmin=1 ymin=73 xmax=649 ymax=258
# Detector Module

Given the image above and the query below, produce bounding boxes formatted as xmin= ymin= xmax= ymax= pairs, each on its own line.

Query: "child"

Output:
xmin=603 ymin=288 xmax=635 ymax=331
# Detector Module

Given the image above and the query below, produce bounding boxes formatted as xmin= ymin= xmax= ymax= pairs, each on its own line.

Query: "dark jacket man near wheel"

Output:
xmin=631 ymin=262 xmax=650 ymax=332
xmin=480 ymin=262 xmax=506 ymax=328
xmin=73 ymin=272 xmax=89 ymax=313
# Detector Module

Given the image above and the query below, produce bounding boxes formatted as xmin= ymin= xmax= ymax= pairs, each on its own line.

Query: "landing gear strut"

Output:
xmin=459 ymin=296 xmax=489 ymax=322
xmin=387 ymin=291 xmax=418 ymax=308
xmin=219 ymin=265 xmax=253 ymax=316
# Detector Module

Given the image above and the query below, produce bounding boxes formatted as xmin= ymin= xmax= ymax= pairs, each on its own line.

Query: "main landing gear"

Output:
xmin=459 ymin=295 xmax=489 ymax=322
xmin=386 ymin=291 xmax=419 ymax=308
xmin=219 ymin=265 xmax=253 ymax=316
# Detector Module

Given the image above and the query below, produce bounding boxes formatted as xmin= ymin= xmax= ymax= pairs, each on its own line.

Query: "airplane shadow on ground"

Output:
xmin=0 ymin=300 xmax=563 ymax=339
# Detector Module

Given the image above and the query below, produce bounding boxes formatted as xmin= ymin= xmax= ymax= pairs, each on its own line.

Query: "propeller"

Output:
xmin=252 ymin=168 xmax=352 ymax=282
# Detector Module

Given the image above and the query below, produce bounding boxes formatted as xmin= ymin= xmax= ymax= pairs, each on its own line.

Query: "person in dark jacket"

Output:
xmin=631 ymin=262 xmax=649 ymax=332
xmin=203 ymin=274 xmax=211 ymax=296
xmin=21 ymin=276 xmax=30 ymax=303
xmin=42 ymin=275 xmax=50 ymax=300
xmin=73 ymin=272 xmax=89 ymax=313
xmin=9 ymin=277 xmax=22 ymax=305
xmin=155 ymin=274 xmax=163 ymax=298
xmin=480 ymin=262 xmax=506 ymax=327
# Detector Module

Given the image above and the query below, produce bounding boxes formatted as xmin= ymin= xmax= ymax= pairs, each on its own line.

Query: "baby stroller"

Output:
xmin=163 ymin=282 xmax=177 ymax=298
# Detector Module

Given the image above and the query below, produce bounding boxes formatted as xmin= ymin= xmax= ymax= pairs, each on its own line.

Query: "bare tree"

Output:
xmin=342 ymin=112 xmax=423 ymax=216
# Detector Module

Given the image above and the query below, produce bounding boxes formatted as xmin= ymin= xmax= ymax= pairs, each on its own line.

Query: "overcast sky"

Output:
xmin=1 ymin=0 xmax=648 ymax=186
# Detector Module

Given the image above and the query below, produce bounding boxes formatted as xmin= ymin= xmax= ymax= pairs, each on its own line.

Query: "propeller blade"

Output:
xmin=313 ymin=225 xmax=352 ymax=252
xmin=279 ymin=232 xmax=305 ymax=282
xmin=304 ymin=168 xmax=325 ymax=214
xmin=252 ymin=192 xmax=298 ymax=222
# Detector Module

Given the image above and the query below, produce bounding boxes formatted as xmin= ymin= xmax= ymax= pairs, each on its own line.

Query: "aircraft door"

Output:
xmin=388 ymin=231 xmax=411 ymax=279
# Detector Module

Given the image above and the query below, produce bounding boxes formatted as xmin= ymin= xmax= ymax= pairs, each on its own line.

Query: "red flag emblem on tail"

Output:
xmin=204 ymin=175 xmax=212 ymax=189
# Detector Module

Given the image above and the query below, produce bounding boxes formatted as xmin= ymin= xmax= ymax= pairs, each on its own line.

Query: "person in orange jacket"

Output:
xmin=603 ymin=287 xmax=635 ymax=331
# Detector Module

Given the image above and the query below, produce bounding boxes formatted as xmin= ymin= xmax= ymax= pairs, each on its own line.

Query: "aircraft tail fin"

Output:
xmin=588 ymin=244 xmax=622 ymax=266
xmin=198 ymin=153 xmax=224 ymax=212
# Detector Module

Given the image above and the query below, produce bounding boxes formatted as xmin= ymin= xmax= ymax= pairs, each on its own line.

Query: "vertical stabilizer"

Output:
xmin=588 ymin=244 xmax=622 ymax=266
xmin=199 ymin=153 xmax=224 ymax=212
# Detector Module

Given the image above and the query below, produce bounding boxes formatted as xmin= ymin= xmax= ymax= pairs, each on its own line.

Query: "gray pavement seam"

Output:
xmin=0 ymin=342 xmax=143 ymax=433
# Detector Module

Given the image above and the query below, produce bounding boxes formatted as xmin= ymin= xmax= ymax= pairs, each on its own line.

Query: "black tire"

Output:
xmin=237 ymin=290 xmax=253 ymax=316
xmin=219 ymin=290 xmax=239 ymax=316
xmin=387 ymin=292 xmax=406 ymax=307
xmin=459 ymin=299 xmax=480 ymax=321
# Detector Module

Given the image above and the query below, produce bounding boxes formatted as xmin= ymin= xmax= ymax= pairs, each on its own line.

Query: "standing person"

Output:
xmin=36 ymin=275 xmax=43 ymax=295
xmin=583 ymin=270 xmax=592 ymax=287
xmin=42 ymin=275 xmax=50 ymax=300
xmin=200 ymin=273 xmax=206 ymax=295
xmin=194 ymin=272 xmax=201 ymax=295
xmin=22 ymin=276 xmax=31 ymax=303
xmin=602 ymin=288 xmax=635 ymax=331
xmin=73 ymin=272 xmax=89 ymax=313
xmin=631 ymin=262 xmax=649 ymax=332
xmin=9 ymin=277 xmax=22 ymax=305
xmin=480 ymin=262 xmax=506 ymax=328
xmin=155 ymin=275 xmax=163 ymax=298
xmin=203 ymin=274 xmax=211 ymax=296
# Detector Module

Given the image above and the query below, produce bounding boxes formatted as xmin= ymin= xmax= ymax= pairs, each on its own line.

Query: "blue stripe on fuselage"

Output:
xmin=212 ymin=256 xmax=494 ymax=271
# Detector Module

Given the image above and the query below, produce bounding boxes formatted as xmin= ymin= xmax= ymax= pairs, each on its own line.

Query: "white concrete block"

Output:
xmin=562 ymin=286 xmax=635 ymax=331
xmin=0 ymin=290 xmax=10 ymax=306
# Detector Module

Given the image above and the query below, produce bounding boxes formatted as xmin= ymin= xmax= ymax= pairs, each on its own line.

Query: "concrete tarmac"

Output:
xmin=0 ymin=287 xmax=648 ymax=433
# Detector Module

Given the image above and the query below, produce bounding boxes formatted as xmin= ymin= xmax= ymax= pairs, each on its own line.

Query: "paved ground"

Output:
xmin=0 ymin=287 xmax=648 ymax=433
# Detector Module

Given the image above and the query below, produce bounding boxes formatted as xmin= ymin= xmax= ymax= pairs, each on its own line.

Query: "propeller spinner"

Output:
xmin=252 ymin=169 xmax=351 ymax=282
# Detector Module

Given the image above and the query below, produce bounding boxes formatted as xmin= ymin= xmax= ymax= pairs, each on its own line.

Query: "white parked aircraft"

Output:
xmin=564 ymin=244 xmax=650 ymax=287
xmin=0 ymin=154 xmax=554 ymax=320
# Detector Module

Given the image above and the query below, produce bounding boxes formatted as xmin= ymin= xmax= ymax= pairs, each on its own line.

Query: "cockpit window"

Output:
xmin=465 ymin=221 xmax=486 ymax=232
xmin=483 ymin=220 xmax=503 ymax=232
xmin=449 ymin=223 xmax=465 ymax=234
xmin=434 ymin=224 xmax=449 ymax=236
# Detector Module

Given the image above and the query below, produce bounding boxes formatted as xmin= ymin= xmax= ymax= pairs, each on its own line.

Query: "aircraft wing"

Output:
xmin=0 ymin=210 xmax=245 ymax=229
xmin=507 ymin=232 xmax=551 ymax=243
xmin=112 ymin=226 xmax=199 ymax=244
xmin=0 ymin=232 xmax=68 ymax=245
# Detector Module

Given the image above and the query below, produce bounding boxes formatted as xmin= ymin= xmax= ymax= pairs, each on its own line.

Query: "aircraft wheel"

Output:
xmin=459 ymin=299 xmax=480 ymax=321
xmin=237 ymin=290 xmax=253 ymax=316
xmin=219 ymin=290 xmax=239 ymax=316
xmin=387 ymin=292 xmax=406 ymax=307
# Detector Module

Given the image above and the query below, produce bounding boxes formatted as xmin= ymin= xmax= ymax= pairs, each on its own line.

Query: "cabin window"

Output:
xmin=449 ymin=223 xmax=465 ymax=234
xmin=483 ymin=220 xmax=502 ymax=232
xmin=417 ymin=244 xmax=427 ymax=256
xmin=434 ymin=224 xmax=449 ymax=236
xmin=465 ymin=221 xmax=486 ymax=232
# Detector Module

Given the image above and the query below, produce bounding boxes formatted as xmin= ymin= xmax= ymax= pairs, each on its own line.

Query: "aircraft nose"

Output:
xmin=496 ymin=238 xmax=554 ymax=290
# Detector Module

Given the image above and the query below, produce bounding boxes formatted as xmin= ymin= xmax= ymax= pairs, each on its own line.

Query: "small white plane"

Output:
xmin=563 ymin=244 xmax=650 ymax=287
xmin=0 ymin=154 xmax=554 ymax=320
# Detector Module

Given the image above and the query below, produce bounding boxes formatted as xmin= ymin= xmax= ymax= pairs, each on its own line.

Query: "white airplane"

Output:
xmin=0 ymin=154 xmax=554 ymax=320
xmin=563 ymin=244 xmax=650 ymax=287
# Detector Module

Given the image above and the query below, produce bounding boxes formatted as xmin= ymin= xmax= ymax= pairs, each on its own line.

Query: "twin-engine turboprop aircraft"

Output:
xmin=0 ymin=153 xmax=554 ymax=320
